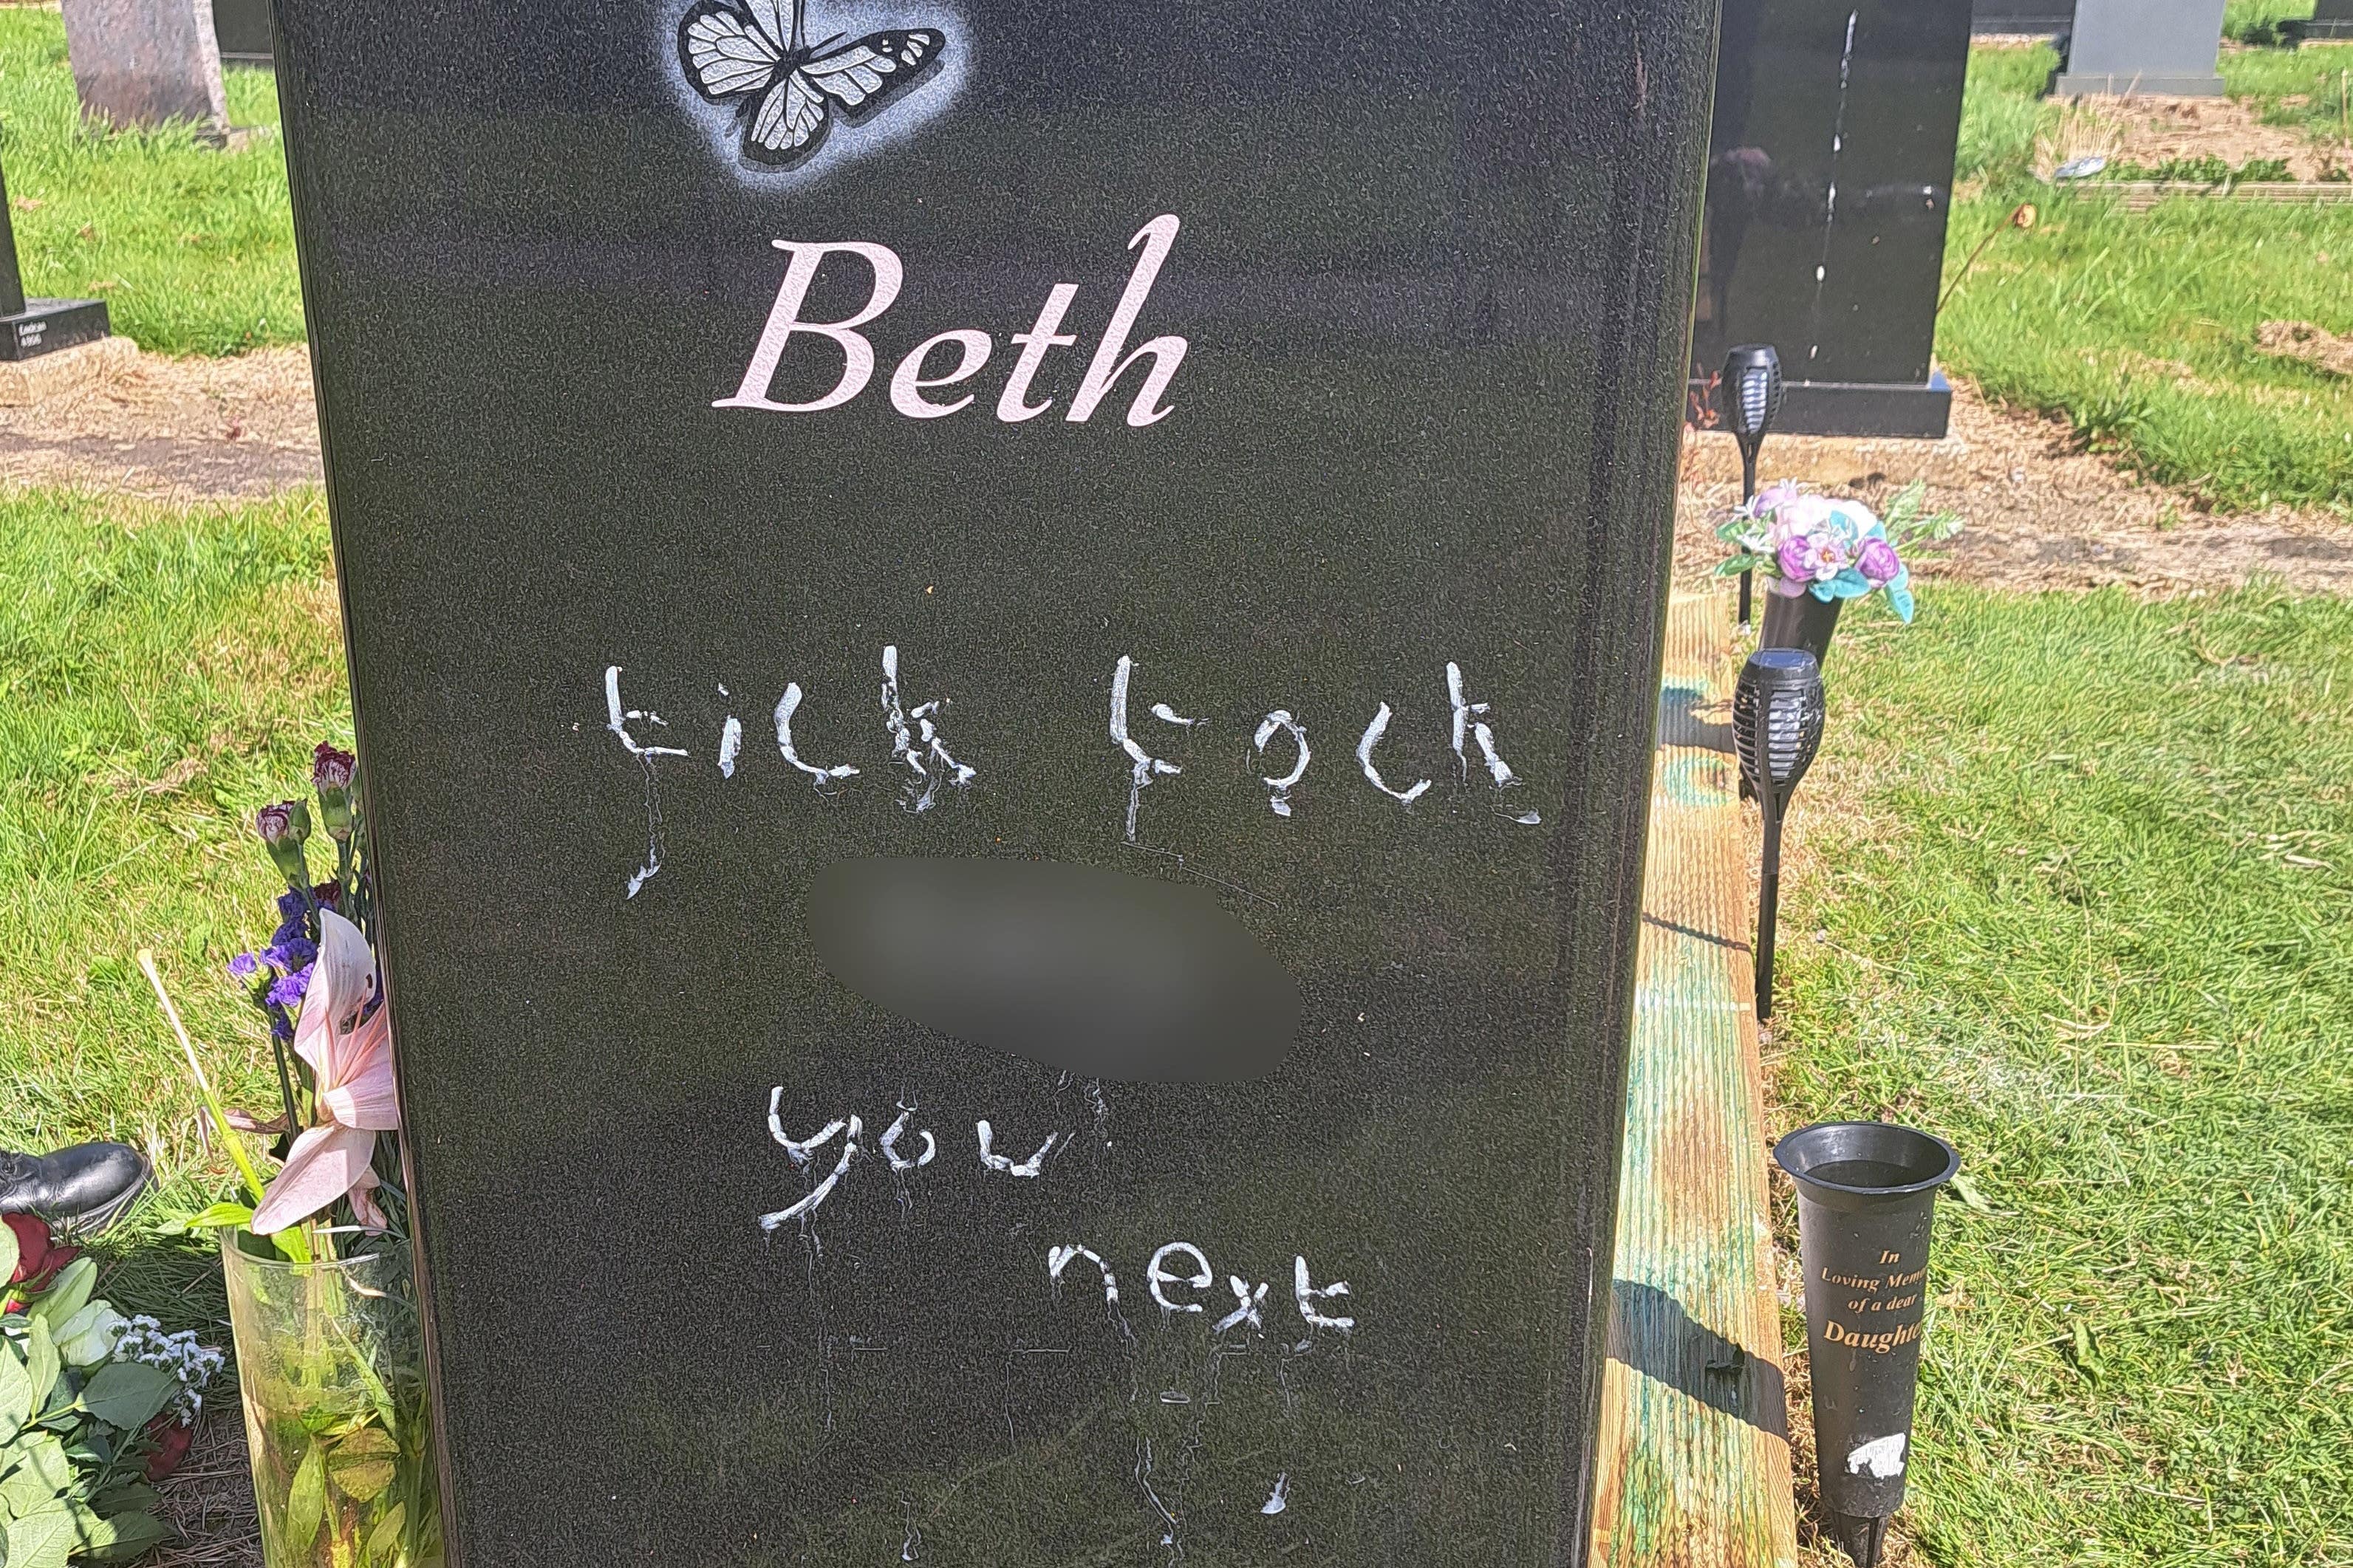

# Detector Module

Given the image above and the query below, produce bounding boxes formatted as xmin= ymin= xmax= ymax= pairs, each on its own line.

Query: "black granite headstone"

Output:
xmin=0 ymin=161 xmax=110 ymax=360
xmin=1693 ymin=0 xmax=1972 ymax=437
xmin=1970 ymin=0 xmax=2074 ymax=35
xmin=210 ymin=0 xmax=271 ymax=65
xmin=2304 ymin=0 xmax=2353 ymax=41
xmin=271 ymin=1 xmax=1715 ymax=1562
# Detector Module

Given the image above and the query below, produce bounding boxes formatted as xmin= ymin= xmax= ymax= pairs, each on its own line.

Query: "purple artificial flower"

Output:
xmin=1749 ymin=480 xmax=1802 ymax=518
xmin=1777 ymin=535 xmax=1825 ymax=582
xmin=264 ymin=965 xmax=313 ymax=1011
xmin=1857 ymin=535 xmax=1902 ymax=586
xmin=228 ymin=953 xmax=261 ymax=982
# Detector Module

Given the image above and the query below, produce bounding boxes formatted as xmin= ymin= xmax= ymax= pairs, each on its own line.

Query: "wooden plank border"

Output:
xmin=1590 ymin=594 xmax=1797 ymax=1568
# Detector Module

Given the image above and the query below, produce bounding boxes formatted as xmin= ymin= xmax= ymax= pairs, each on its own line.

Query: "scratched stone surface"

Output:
xmin=272 ymin=1 xmax=1716 ymax=1562
xmin=1693 ymin=0 xmax=1970 ymax=434
xmin=59 ymin=0 xmax=227 ymax=132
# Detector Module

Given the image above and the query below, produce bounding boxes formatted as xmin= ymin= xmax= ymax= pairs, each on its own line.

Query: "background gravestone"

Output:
xmin=271 ymin=0 xmax=1716 ymax=1562
xmin=1693 ymin=0 xmax=1971 ymax=436
xmin=2301 ymin=0 xmax=2353 ymax=41
xmin=61 ymin=0 xmax=227 ymax=134
xmin=209 ymin=0 xmax=273 ymax=66
xmin=1970 ymin=0 xmax=2074 ymax=35
xmin=2055 ymin=0 xmax=2227 ymax=95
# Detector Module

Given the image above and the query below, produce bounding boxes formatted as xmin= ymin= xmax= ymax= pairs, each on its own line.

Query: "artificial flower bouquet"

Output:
xmin=142 ymin=742 xmax=442 ymax=1568
xmin=1715 ymin=479 xmax=1961 ymax=622
xmin=0 ymin=1212 xmax=222 ymax=1565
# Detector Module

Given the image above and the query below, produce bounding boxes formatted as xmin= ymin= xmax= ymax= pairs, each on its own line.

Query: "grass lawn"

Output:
xmin=0 ymin=487 xmax=345 ymax=1315
xmin=1942 ymin=45 xmax=2353 ymax=516
xmin=4 ymin=476 xmax=2346 ymax=1563
xmin=0 ymin=7 xmax=301 ymax=355
xmin=1776 ymin=587 xmax=2353 ymax=1567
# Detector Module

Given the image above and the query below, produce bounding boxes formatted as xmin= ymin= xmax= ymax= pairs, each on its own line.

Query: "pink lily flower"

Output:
xmin=251 ymin=909 xmax=399 ymax=1234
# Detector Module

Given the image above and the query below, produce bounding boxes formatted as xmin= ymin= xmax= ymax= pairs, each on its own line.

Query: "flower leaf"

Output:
xmin=77 ymin=1361 xmax=177 ymax=1432
xmin=25 ymin=1260 xmax=95 ymax=1336
xmin=284 ymin=1439 xmax=328 ymax=1555
xmin=0 ymin=1219 xmax=18 ymax=1288
xmin=20 ymin=1318 xmax=57 ymax=1419
xmin=177 ymin=1202 xmax=256 ymax=1233
xmin=4 ymin=1501 xmax=78 ymax=1568
xmin=0 ymin=1338 xmax=32 ymax=1445
xmin=0 ymin=1433 xmax=73 ymax=1516
xmin=361 ymin=1502 xmax=409 ymax=1564
xmin=83 ymin=1507 xmax=171 ymax=1563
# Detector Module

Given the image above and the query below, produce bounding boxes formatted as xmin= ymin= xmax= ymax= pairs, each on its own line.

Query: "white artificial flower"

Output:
xmin=55 ymin=1303 xmax=130 ymax=1369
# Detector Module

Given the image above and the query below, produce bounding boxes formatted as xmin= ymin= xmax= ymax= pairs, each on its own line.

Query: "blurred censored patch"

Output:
xmin=810 ymin=857 xmax=1299 ymax=1083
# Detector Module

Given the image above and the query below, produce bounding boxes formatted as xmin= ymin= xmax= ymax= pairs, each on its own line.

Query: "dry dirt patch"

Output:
xmin=2038 ymin=83 xmax=2346 ymax=181
xmin=1677 ymin=380 xmax=2353 ymax=596
xmin=0 ymin=344 xmax=321 ymax=499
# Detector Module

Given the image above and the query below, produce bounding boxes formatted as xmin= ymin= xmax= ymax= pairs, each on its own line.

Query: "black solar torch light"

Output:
xmin=1719 ymin=343 xmax=1784 ymax=629
xmin=1732 ymin=646 xmax=1823 ymax=1022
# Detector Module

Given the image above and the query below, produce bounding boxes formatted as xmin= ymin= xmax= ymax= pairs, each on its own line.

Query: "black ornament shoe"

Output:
xmin=0 ymin=1142 xmax=151 ymax=1238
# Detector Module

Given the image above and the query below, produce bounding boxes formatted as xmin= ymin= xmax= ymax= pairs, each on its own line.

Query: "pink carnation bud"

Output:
xmin=256 ymin=802 xmax=298 ymax=845
xmin=312 ymin=744 xmax=356 ymax=793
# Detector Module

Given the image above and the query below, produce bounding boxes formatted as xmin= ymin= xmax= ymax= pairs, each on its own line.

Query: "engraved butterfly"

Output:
xmin=677 ymin=0 xmax=946 ymax=168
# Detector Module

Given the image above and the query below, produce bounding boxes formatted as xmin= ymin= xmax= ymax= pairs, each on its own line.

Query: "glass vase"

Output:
xmin=221 ymin=1234 xmax=445 ymax=1568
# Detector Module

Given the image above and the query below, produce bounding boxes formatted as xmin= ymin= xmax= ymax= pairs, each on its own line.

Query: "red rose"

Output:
xmin=5 ymin=1213 xmax=51 ymax=1284
xmin=21 ymin=1245 xmax=78 ymax=1295
xmin=143 ymin=1417 xmax=194 ymax=1481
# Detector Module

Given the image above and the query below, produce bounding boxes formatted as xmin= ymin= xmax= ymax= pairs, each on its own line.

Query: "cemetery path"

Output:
xmin=1677 ymin=380 xmax=2353 ymax=597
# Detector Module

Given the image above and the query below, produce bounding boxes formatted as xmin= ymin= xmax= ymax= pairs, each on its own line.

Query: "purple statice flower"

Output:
xmin=262 ymin=937 xmax=318 ymax=974
xmin=227 ymin=952 xmax=261 ymax=983
xmin=264 ymin=965 xmax=313 ymax=1011
xmin=276 ymin=889 xmax=308 ymax=922
xmin=1857 ymin=535 xmax=1902 ymax=586
xmin=268 ymin=1009 xmax=295 ymax=1043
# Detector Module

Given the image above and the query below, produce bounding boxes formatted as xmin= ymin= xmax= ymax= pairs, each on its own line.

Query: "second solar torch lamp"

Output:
xmin=1733 ymin=646 xmax=1824 ymax=1023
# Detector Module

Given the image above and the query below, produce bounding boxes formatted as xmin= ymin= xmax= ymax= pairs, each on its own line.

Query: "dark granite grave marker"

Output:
xmin=1970 ymin=0 xmax=2074 ymax=36
xmin=2299 ymin=0 xmax=2353 ymax=42
xmin=211 ymin=0 xmax=272 ymax=66
xmin=1693 ymin=0 xmax=1971 ymax=438
xmin=271 ymin=0 xmax=1715 ymax=1561
xmin=0 ymin=162 xmax=109 ymax=362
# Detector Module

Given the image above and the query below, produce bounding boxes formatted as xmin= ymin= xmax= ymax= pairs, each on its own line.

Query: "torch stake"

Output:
xmin=1737 ymin=439 xmax=1761 ymax=629
xmin=1755 ymin=776 xmax=1782 ymax=1020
